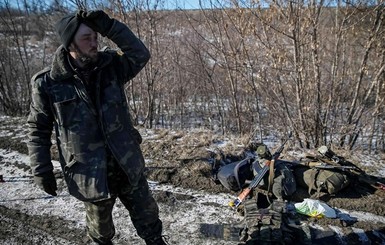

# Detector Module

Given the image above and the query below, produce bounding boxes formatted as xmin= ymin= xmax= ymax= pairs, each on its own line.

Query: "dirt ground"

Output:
xmin=140 ymin=129 xmax=385 ymax=244
xmin=1 ymin=117 xmax=385 ymax=244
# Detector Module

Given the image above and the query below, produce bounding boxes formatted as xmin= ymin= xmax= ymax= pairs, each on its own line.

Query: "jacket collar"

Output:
xmin=50 ymin=45 xmax=113 ymax=82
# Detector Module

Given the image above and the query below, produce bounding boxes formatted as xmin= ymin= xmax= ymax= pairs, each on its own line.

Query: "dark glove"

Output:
xmin=77 ymin=10 xmax=114 ymax=36
xmin=34 ymin=172 xmax=58 ymax=196
xmin=131 ymin=127 xmax=142 ymax=144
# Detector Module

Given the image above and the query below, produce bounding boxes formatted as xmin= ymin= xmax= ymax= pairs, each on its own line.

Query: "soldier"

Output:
xmin=27 ymin=10 xmax=168 ymax=245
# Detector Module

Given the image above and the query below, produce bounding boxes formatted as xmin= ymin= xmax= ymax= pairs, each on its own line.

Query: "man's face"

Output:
xmin=69 ymin=23 xmax=99 ymax=66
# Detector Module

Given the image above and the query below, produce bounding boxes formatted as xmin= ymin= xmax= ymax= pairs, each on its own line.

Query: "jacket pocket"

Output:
xmin=63 ymin=155 xmax=109 ymax=201
xmin=53 ymin=96 xmax=79 ymax=127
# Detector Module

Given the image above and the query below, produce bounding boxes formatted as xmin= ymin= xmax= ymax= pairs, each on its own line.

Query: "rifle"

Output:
xmin=316 ymin=146 xmax=385 ymax=194
xmin=229 ymin=132 xmax=292 ymax=208
xmin=297 ymin=160 xmax=357 ymax=171
xmin=313 ymin=164 xmax=356 ymax=171
xmin=317 ymin=146 xmax=364 ymax=173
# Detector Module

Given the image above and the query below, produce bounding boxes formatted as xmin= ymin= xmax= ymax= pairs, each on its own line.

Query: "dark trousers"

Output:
xmin=85 ymin=160 xmax=162 ymax=244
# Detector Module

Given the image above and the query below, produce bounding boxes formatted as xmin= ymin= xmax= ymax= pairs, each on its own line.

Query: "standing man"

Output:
xmin=27 ymin=10 xmax=168 ymax=245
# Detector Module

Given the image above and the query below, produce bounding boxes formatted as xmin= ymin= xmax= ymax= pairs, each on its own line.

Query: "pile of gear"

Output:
xmin=212 ymin=142 xmax=385 ymax=244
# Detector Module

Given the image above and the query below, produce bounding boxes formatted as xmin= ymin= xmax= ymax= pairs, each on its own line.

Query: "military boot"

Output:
xmin=145 ymin=235 xmax=169 ymax=245
xmin=91 ymin=241 xmax=113 ymax=245
xmin=87 ymin=235 xmax=113 ymax=245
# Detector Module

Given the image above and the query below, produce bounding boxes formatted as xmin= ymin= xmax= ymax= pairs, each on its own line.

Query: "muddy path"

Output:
xmin=0 ymin=205 xmax=86 ymax=244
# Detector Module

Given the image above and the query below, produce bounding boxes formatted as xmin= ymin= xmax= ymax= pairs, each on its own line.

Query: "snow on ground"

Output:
xmin=2 ymin=147 xmax=385 ymax=244
xmin=1 ymin=115 xmax=385 ymax=244
xmin=0 ymin=148 xmax=242 ymax=244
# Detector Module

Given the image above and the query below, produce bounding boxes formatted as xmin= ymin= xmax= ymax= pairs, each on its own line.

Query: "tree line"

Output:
xmin=0 ymin=0 xmax=384 ymax=152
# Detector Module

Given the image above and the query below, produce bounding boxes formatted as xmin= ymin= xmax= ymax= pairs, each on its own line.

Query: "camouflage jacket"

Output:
xmin=27 ymin=19 xmax=150 ymax=202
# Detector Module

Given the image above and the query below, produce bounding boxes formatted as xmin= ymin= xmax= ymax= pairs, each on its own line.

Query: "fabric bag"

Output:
xmin=294 ymin=166 xmax=350 ymax=195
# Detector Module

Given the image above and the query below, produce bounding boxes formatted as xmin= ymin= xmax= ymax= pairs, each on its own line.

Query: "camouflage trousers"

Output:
xmin=84 ymin=159 xmax=162 ymax=244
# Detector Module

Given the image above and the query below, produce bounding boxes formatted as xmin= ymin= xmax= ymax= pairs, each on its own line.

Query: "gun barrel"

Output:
xmin=229 ymin=165 xmax=269 ymax=207
xmin=249 ymin=163 xmax=269 ymax=189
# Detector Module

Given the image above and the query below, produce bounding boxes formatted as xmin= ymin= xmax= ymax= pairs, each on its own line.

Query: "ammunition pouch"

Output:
xmin=240 ymin=199 xmax=285 ymax=244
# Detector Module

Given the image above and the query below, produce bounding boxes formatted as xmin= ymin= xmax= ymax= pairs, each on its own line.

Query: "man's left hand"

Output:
xmin=78 ymin=10 xmax=114 ymax=36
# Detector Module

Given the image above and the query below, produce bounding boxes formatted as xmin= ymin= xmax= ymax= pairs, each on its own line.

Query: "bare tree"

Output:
xmin=0 ymin=2 xmax=49 ymax=115
xmin=228 ymin=0 xmax=385 ymax=150
xmin=2 ymin=0 xmax=384 ymax=151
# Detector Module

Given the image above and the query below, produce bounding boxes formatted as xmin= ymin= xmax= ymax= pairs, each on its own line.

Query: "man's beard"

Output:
xmin=73 ymin=44 xmax=98 ymax=67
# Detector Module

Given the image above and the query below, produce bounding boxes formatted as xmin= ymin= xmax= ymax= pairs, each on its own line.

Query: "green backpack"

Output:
xmin=294 ymin=166 xmax=351 ymax=195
